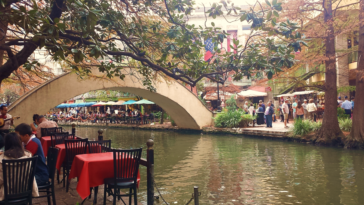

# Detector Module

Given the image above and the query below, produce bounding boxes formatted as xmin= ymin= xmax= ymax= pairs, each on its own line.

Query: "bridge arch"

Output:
xmin=9 ymin=68 xmax=213 ymax=130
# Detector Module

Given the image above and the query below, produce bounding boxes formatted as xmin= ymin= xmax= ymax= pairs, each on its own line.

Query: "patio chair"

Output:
xmin=103 ymin=148 xmax=142 ymax=205
xmin=41 ymin=127 xmax=63 ymax=138
xmin=88 ymin=140 xmax=111 ymax=153
xmin=50 ymin=132 xmax=69 ymax=147
xmin=64 ymin=138 xmax=88 ymax=192
xmin=35 ymin=147 xmax=59 ymax=205
xmin=1 ymin=156 xmax=38 ymax=205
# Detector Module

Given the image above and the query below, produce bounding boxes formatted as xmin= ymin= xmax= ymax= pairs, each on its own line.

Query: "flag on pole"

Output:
xmin=204 ymin=38 xmax=214 ymax=61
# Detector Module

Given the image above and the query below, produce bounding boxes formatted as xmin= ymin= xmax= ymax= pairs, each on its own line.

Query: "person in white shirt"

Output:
xmin=282 ymin=100 xmax=289 ymax=128
xmin=302 ymin=99 xmax=308 ymax=119
xmin=341 ymin=96 xmax=352 ymax=116
xmin=248 ymin=103 xmax=255 ymax=116
xmin=307 ymin=99 xmax=317 ymax=121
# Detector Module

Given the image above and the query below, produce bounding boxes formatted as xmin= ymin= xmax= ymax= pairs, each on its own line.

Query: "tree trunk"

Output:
xmin=347 ymin=0 xmax=364 ymax=148
xmin=315 ymin=0 xmax=344 ymax=145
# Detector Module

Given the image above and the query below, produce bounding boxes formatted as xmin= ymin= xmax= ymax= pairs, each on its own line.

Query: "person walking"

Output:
xmin=307 ymin=99 xmax=317 ymax=121
xmin=341 ymin=96 xmax=352 ymax=116
xmin=282 ymin=99 xmax=289 ymax=128
xmin=264 ymin=102 xmax=274 ymax=128
xmin=296 ymin=101 xmax=304 ymax=120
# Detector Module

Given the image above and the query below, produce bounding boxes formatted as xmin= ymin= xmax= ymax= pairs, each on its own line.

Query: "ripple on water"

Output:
xmin=73 ymin=127 xmax=364 ymax=205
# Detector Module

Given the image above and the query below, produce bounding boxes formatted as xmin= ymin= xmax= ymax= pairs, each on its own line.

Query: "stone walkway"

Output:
xmin=33 ymin=176 xmax=139 ymax=205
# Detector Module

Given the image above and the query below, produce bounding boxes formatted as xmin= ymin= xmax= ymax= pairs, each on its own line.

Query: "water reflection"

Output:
xmin=73 ymin=126 xmax=364 ymax=205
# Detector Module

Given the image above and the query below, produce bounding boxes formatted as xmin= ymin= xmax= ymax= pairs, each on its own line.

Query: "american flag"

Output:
xmin=204 ymin=38 xmax=214 ymax=61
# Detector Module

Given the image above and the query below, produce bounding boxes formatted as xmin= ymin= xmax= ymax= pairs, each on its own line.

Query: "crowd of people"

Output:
xmin=46 ymin=107 xmax=155 ymax=124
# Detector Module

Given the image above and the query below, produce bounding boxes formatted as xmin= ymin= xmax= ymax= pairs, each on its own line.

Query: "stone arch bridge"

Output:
xmin=8 ymin=68 xmax=213 ymax=130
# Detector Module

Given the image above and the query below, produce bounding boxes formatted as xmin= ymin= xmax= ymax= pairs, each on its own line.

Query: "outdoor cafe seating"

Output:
xmin=1 ymin=156 xmax=38 ymax=204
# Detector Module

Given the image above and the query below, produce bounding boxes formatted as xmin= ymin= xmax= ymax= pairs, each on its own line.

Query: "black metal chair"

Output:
xmin=41 ymin=127 xmax=63 ymax=138
xmin=50 ymin=132 xmax=69 ymax=147
xmin=88 ymin=140 xmax=111 ymax=153
xmin=64 ymin=138 xmax=88 ymax=192
xmin=35 ymin=147 xmax=59 ymax=205
xmin=1 ymin=156 xmax=38 ymax=205
xmin=87 ymin=140 xmax=111 ymax=203
xmin=103 ymin=148 xmax=142 ymax=205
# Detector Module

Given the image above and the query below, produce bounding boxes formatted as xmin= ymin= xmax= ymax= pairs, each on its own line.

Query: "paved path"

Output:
xmin=240 ymin=120 xmax=294 ymax=138
xmin=33 ymin=176 xmax=139 ymax=205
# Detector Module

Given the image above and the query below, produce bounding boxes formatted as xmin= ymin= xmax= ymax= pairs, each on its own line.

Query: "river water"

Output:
xmin=69 ymin=126 xmax=364 ymax=205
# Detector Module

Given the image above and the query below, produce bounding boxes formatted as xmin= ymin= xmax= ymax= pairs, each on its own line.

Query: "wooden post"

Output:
xmin=194 ymin=186 xmax=199 ymax=205
xmin=147 ymin=139 xmax=154 ymax=205
xmin=72 ymin=123 xmax=76 ymax=136
xmin=98 ymin=129 xmax=103 ymax=141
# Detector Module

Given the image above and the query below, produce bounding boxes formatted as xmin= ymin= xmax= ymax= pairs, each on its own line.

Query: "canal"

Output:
xmin=69 ymin=126 xmax=364 ymax=205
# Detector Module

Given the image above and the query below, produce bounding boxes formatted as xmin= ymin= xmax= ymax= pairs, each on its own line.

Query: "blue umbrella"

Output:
xmin=56 ymin=104 xmax=67 ymax=108
xmin=122 ymin=100 xmax=137 ymax=105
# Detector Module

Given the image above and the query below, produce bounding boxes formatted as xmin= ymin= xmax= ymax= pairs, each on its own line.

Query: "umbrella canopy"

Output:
xmin=122 ymin=100 xmax=137 ymax=105
xmin=56 ymin=104 xmax=67 ymax=108
xmin=133 ymin=99 xmax=155 ymax=105
xmin=238 ymin=90 xmax=267 ymax=97
xmin=92 ymin=102 xmax=107 ymax=107
xmin=291 ymin=91 xmax=317 ymax=96
xmin=105 ymin=101 xmax=117 ymax=105
xmin=85 ymin=102 xmax=96 ymax=107
xmin=114 ymin=100 xmax=125 ymax=105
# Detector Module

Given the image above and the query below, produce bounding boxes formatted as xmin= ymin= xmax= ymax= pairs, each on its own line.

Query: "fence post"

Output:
xmin=72 ymin=123 xmax=76 ymax=136
xmin=194 ymin=186 xmax=199 ymax=205
xmin=98 ymin=129 xmax=103 ymax=140
xmin=147 ymin=139 xmax=154 ymax=205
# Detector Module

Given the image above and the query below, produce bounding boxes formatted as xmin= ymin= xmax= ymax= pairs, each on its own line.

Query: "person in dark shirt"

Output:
xmin=15 ymin=123 xmax=49 ymax=186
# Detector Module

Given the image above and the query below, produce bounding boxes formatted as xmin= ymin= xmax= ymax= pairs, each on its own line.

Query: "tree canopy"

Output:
xmin=0 ymin=0 xmax=306 ymax=90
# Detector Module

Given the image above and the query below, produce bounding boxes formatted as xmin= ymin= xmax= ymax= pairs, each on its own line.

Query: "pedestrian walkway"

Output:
xmin=33 ymin=176 xmax=140 ymax=205
xmin=240 ymin=120 xmax=294 ymax=138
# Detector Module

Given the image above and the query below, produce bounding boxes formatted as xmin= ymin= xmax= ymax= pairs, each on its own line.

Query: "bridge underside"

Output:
xmin=9 ymin=69 xmax=213 ymax=130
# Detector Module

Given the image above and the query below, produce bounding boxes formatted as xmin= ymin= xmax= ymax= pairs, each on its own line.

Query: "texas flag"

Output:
xmin=204 ymin=38 xmax=214 ymax=61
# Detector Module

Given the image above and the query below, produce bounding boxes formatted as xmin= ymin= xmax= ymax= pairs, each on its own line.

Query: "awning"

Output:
xmin=277 ymin=93 xmax=295 ymax=98
xmin=277 ymin=90 xmax=317 ymax=98
xmin=105 ymin=101 xmax=117 ymax=105
xmin=92 ymin=102 xmax=107 ymax=107
xmin=238 ymin=90 xmax=267 ymax=97
xmin=292 ymin=91 xmax=317 ymax=95
xmin=133 ymin=99 xmax=155 ymax=105
xmin=122 ymin=100 xmax=137 ymax=105
xmin=114 ymin=100 xmax=125 ymax=105
xmin=56 ymin=104 xmax=67 ymax=108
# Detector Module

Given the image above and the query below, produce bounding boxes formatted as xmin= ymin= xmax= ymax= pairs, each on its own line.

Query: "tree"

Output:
xmin=0 ymin=88 xmax=20 ymax=105
xmin=348 ymin=0 xmax=364 ymax=148
xmin=314 ymin=0 xmax=344 ymax=145
xmin=0 ymin=0 xmax=305 ymax=91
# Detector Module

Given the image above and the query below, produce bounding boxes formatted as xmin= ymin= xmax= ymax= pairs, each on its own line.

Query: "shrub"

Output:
xmin=226 ymin=95 xmax=238 ymax=112
xmin=339 ymin=118 xmax=352 ymax=132
xmin=214 ymin=110 xmax=242 ymax=128
xmin=291 ymin=119 xmax=322 ymax=136
xmin=240 ymin=114 xmax=257 ymax=127
xmin=337 ymin=108 xmax=350 ymax=119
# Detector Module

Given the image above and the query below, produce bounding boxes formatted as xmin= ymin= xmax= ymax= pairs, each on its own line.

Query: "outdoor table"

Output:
xmin=41 ymin=136 xmax=81 ymax=157
xmin=41 ymin=136 xmax=52 ymax=157
xmin=68 ymin=152 xmax=140 ymax=200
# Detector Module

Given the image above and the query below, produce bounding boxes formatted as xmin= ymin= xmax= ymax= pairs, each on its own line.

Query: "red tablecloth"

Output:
xmin=40 ymin=136 xmax=52 ymax=157
xmin=55 ymin=143 xmax=100 ymax=172
xmin=68 ymin=152 xmax=141 ymax=199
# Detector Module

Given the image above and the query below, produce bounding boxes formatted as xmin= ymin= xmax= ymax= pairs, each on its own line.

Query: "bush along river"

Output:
xmin=67 ymin=126 xmax=364 ymax=205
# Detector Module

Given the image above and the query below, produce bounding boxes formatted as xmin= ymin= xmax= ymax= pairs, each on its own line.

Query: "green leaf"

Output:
xmin=273 ymin=11 xmax=279 ymax=17
xmin=211 ymin=22 xmax=215 ymax=27
xmin=265 ymin=0 xmax=271 ymax=6
xmin=267 ymin=11 xmax=272 ymax=20
xmin=272 ymin=0 xmax=277 ymax=6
